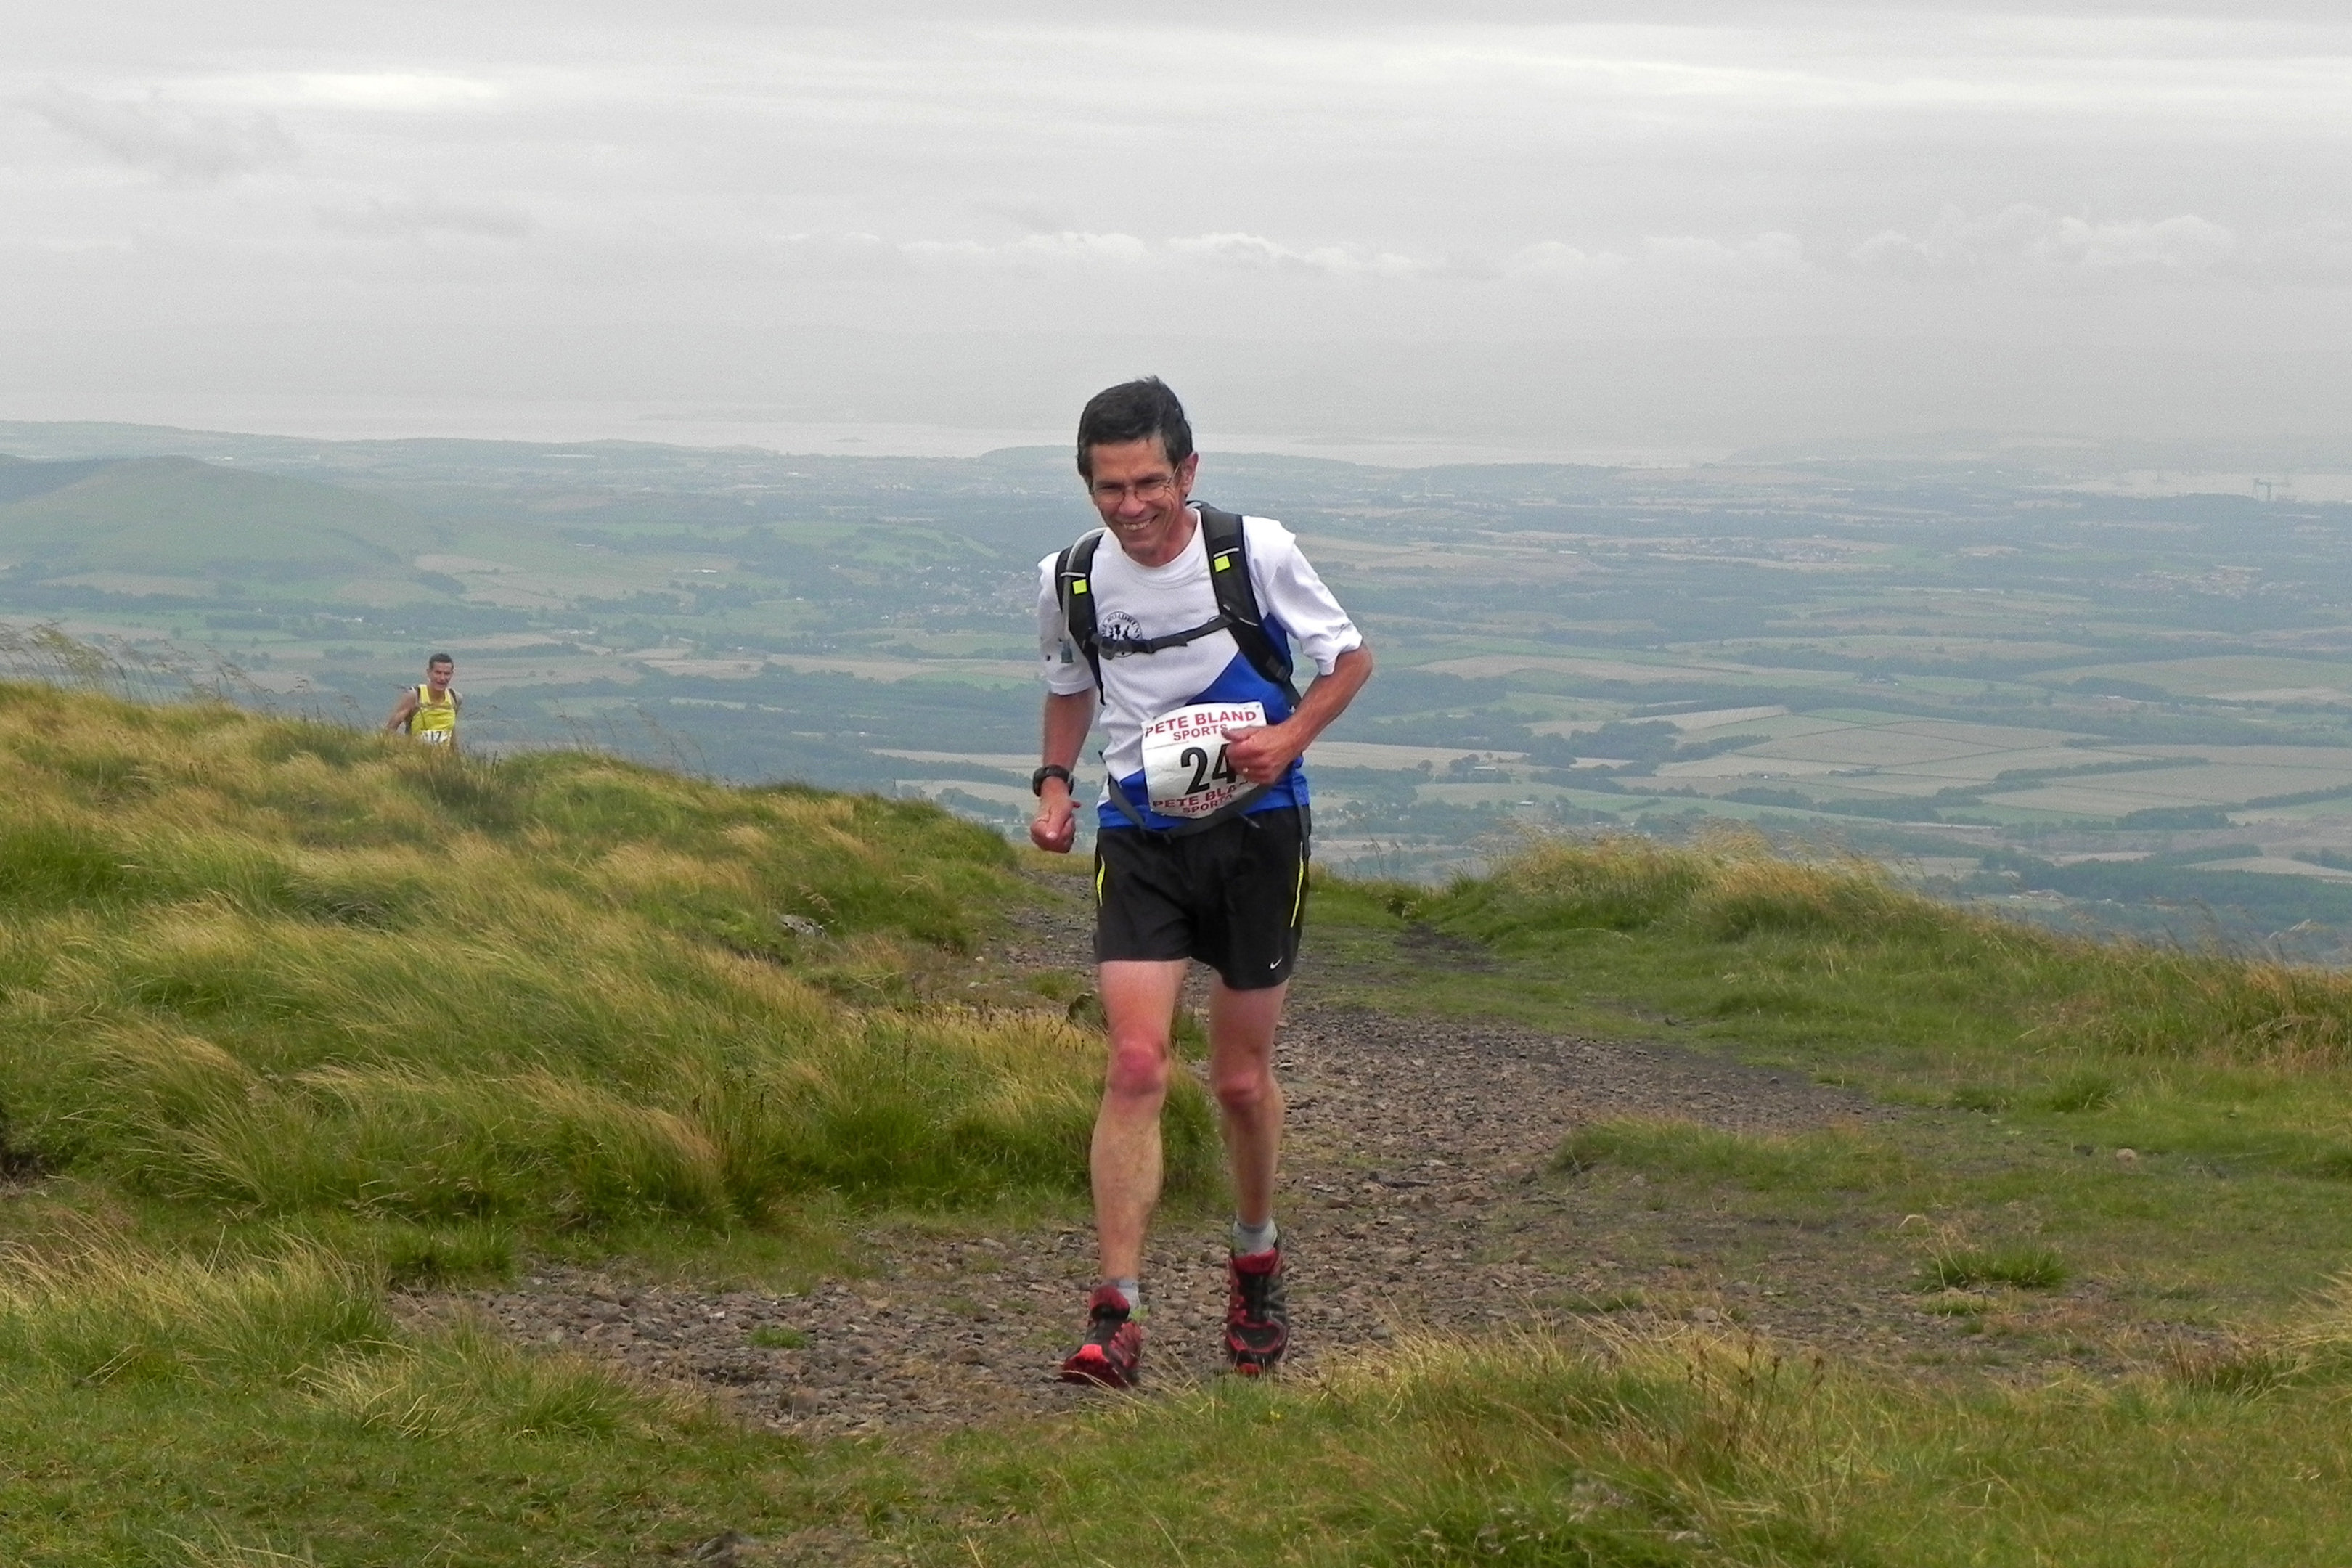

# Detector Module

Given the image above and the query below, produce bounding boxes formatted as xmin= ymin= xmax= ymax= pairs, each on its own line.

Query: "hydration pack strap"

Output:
xmin=1098 ymin=764 xmax=1269 ymax=838
xmin=1055 ymin=505 xmax=1300 ymax=706
xmin=1197 ymin=505 xmax=1301 ymax=708
xmin=1096 ymin=613 xmax=1231 ymax=659
xmin=1055 ymin=531 xmax=1108 ymax=693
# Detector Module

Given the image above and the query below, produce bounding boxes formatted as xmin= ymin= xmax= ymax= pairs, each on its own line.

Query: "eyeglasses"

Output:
xmin=1090 ymin=475 xmax=1177 ymax=505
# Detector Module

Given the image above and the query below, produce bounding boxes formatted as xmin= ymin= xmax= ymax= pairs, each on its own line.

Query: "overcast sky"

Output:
xmin=5 ymin=1 xmax=2348 ymax=461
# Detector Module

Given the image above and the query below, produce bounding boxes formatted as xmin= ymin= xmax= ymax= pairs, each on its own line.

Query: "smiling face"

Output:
xmin=425 ymin=658 xmax=454 ymax=695
xmin=1084 ymin=438 xmax=1199 ymax=569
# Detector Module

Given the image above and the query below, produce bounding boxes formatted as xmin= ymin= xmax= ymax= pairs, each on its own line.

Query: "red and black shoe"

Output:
xmin=1225 ymin=1246 xmax=1290 ymax=1375
xmin=1058 ymin=1285 xmax=1143 ymax=1388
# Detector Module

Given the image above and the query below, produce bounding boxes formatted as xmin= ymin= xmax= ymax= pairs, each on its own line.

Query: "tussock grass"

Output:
xmin=1554 ymin=1116 xmax=1906 ymax=1193
xmin=170 ymin=1530 xmax=323 ymax=1568
xmin=1445 ymin=830 xmax=1940 ymax=946
xmin=0 ymin=682 xmax=1208 ymax=1236
xmin=0 ymin=1241 xmax=389 ymax=1386
xmin=1916 ymin=1243 xmax=2068 ymax=1292
xmin=2037 ymin=1066 xmax=2121 ymax=1113
xmin=918 ymin=1316 xmax=2352 ymax=1565
xmin=307 ymin=1315 xmax=692 ymax=1441
xmin=928 ymin=1327 xmax=1854 ymax=1566
xmin=26 ymin=693 xmax=2352 ymax=1561
xmin=2268 ymin=1270 xmax=2352 ymax=1378
xmin=0 ymin=1238 xmax=767 ymax=1562
xmin=1420 ymin=829 xmax=2352 ymax=1073
xmin=2153 ymin=1270 xmax=2352 ymax=1397
xmin=1299 ymin=1328 xmax=1845 ymax=1564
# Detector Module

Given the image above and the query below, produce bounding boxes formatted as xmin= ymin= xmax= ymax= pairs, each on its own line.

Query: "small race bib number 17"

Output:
xmin=1140 ymin=701 xmax=1267 ymax=820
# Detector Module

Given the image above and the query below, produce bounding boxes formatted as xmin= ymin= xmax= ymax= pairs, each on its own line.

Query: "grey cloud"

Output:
xmin=20 ymin=83 xmax=295 ymax=182
xmin=1502 ymin=243 xmax=1631 ymax=283
xmin=8 ymin=2 xmax=2351 ymax=451
xmin=887 ymin=229 xmax=1809 ymax=290
xmin=1641 ymin=233 xmax=1810 ymax=287
xmin=1853 ymin=206 xmax=2239 ymax=282
xmin=361 ymin=0 xmax=2352 ymax=28
xmin=316 ymin=196 xmax=534 ymax=240
xmin=902 ymin=232 xmax=1152 ymax=269
xmin=1164 ymin=232 xmax=1428 ymax=280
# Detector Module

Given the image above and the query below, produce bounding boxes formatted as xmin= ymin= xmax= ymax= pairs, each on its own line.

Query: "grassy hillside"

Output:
xmin=0 ymin=457 xmax=420 ymax=579
xmin=0 ymin=684 xmax=1205 ymax=1564
xmin=1349 ymin=830 xmax=2352 ymax=1164
xmin=9 ymin=696 xmax=2352 ymax=1563
xmin=0 ymin=682 xmax=1214 ymax=1267
xmin=899 ymin=837 xmax=2352 ymax=1565
xmin=1412 ymin=830 xmax=2352 ymax=1061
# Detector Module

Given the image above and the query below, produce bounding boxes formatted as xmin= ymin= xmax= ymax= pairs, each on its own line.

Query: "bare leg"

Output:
xmin=1091 ymin=958 xmax=1188 ymax=1281
xmin=1208 ymin=979 xmax=1289 ymax=1230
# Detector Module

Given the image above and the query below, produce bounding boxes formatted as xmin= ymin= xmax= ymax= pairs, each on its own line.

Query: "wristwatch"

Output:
xmin=1031 ymin=764 xmax=1073 ymax=796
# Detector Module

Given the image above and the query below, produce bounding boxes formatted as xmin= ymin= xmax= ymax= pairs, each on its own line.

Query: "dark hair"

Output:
xmin=427 ymin=653 xmax=454 ymax=668
xmin=1075 ymin=377 xmax=1193 ymax=481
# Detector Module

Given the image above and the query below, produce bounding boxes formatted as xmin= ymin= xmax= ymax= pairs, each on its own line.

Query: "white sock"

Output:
xmin=1231 ymin=1217 xmax=1278 ymax=1257
xmin=1108 ymin=1277 xmax=1142 ymax=1316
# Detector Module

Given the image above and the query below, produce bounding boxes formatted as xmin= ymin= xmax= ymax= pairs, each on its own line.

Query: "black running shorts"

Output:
xmin=1093 ymin=807 xmax=1309 ymax=989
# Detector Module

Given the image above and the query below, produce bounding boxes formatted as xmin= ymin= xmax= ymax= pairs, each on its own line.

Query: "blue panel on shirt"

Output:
xmin=1098 ymin=649 xmax=1309 ymax=832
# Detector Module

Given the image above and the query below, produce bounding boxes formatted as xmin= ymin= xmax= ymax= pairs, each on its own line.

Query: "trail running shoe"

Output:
xmin=1225 ymin=1246 xmax=1290 ymax=1375
xmin=1059 ymin=1285 xmax=1143 ymax=1388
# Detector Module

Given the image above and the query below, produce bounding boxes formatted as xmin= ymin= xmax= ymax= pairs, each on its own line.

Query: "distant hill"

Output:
xmin=0 ymin=455 xmax=425 ymax=581
xmin=0 ymin=456 xmax=118 ymax=506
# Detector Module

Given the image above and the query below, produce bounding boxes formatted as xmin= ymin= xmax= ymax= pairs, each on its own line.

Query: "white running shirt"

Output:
xmin=1036 ymin=509 xmax=1363 ymax=831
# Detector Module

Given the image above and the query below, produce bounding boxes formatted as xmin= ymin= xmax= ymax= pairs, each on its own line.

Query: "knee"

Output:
xmin=1103 ymin=1034 xmax=1171 ymax=1101
xmin=1212 ymin=1065 xmax=1274 ymax=1118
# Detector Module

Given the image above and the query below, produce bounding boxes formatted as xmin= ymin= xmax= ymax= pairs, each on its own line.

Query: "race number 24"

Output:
xmin=1177 ymin=741 xmax=1238 ymax=794
xmin=1140 ymin=700 xmax=1267 ymax=819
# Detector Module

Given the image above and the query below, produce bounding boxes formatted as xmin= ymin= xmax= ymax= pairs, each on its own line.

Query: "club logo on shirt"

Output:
xmin=1099 ymin=611 xmax=1146 ymax=653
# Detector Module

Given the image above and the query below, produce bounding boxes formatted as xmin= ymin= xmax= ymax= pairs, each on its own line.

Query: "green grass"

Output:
xmin=0 ymin=680 xmax=1215 ymax=1246
xmin=0 ymin=679 xmax=1191 ymax=1561
xmin=15 ymin=1259 xmax=2352 ymax=1564
xmin=863 ymin=1319 xmax=2352 ymax=1565
xmin=0 ymin=1240 xmax=844 ymax=1566
xmin=1311 ymin=833 xmax=2352 ymax=1329
xmin=1916 ymin=1243 xmax=2069 ymax=1291
xmin=1411 ymin=832 xmax=2274 ymax=1051
xmin=1320 ymin=830 xmax=2352 ymax=1190
xmin=746 ymin=1324 xmax=807 ymax=1350
xmin=1555 ymin=1116 xmax=1907 ymax=1194
xmin=22 ymin=704 xmax=2352 ymax=1562
xmin=822 ymin=833 xmax=2352 ymax=1564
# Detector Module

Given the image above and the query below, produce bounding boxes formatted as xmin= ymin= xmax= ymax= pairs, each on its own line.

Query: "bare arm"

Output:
xmin=1029 ymin=689 xmax=1098 ymax=854
xmin=1223 ymin=643 xmax=1375 ymax=785
xmin=383 ymin=689 xmax=419 ymax=735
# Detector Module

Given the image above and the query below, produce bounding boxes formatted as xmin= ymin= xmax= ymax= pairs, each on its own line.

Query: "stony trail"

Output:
xmin=455 ymin=883 xmax=2033 ymax=1440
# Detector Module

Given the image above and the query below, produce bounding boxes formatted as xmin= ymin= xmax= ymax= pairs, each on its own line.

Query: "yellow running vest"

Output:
xmin=407 ymin=685 xmax=457 ymax=746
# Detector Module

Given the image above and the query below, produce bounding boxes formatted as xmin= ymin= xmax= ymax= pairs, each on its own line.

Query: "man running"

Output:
xmin=384 ymin=653 xmax=462 ymax=747
xmin=1031 ymin=377 xmax=1373 ymax=1386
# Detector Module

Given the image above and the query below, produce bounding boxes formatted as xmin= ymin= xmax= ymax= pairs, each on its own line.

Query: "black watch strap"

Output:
xmin=1031 ymin=764 xmax=1074 ymax=796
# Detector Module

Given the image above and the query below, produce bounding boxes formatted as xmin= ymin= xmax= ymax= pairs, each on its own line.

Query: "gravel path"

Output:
xmin=456 ymin=885 xmax=1973 ymax=1440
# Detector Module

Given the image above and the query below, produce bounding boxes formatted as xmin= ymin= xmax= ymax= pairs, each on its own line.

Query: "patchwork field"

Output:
xmin=2046 ymin=656 xmax=2352 ymax=701
xmin=8 ymin=423 xmax=2352 ymax=950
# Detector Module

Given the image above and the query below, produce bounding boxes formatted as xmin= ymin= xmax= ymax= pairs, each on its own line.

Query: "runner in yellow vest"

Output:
xmin=384 ymin=653 xmax=462 ymax=747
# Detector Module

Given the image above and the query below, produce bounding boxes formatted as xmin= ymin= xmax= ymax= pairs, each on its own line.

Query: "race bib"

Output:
xmin=1140 ymin=701 xmax=1266 ymax=820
